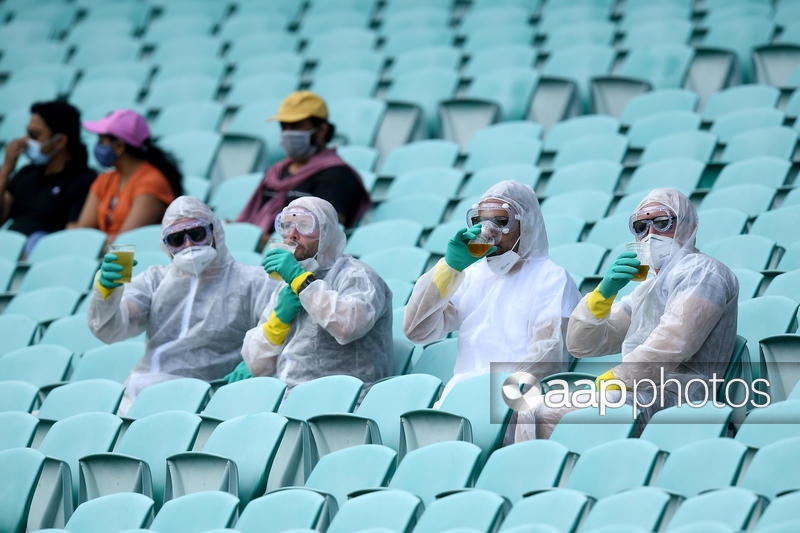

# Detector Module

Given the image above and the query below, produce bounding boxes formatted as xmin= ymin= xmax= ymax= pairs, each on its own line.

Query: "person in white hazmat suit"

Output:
xmin=87 ymin=195 xmax=274 ymax=415
xmin=522 ymin=188 xmax=739 ymax=441
xmin=403 ymin=180 xmax=582 ymax=415
xmin=231 ymin=196 xmax=393 ymax=392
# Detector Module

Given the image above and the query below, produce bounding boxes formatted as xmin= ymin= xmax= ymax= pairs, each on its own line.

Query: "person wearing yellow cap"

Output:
xmin=236 ymin=91 xmax=371 ymax=251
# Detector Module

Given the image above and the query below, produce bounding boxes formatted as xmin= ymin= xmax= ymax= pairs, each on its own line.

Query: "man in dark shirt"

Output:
xmin=0 ymin=100 xmax=96 ymax=256
xmin=236 ymin=91 xmax=371 ymax=250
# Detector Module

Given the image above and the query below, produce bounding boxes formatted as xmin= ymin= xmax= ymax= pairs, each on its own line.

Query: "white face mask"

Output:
xmin=25 ymin=139 xmax=53 ymax=165
xmin=299 ymin=256 xmax=319 ymax=274
xmin=642 ymin=234 xmax=674 ymax=271
xmin=172 ymin=245 xmax=217 ymax=276
xmin=486 ymin=249 xmax=522 ymax=275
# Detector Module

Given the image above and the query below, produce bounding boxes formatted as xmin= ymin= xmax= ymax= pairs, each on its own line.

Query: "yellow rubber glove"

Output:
xmin=595 ymin=369 xmax=628 ymax=392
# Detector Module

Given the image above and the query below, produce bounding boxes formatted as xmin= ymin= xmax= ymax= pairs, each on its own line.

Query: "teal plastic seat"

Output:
xmin=545 ymin=19 xmax=615 ymax=51
xmin=628 ymin=110 xmax=702 ymax=149
xmin=544 ymin=115 xmax=620 ymax=152
xmin=703 ymin=234 xmax=777 ymax=271
xmin=457 ymin=67 xmax=540 ymax=121
xmin=0 ymin=447 xmax=48 ymax=533
xmin=225 ymin=72 xmax=298 ymax=108
xmin=750 ymin=205 xmax=800 ymax=249
xmin=739 ymin=435 xmax=800 ymax=499
xmin=565 ymin=438 xmax=664 ymax=499
xmin=359 ymin=246 xmax=432 ymax=282
xmin=0 ymin=79 xmax=60 ymax=111
xmin=148 ymin=491 xmax=239 ymax=532
xmin=623 ymin=17 xmax=693 ymax=48
xmin=542 ymin=214 xmax=586 ymax=246
xmin=461 ymin=164 xmax=542 ymax=197
xmin=580 ymin=487 xmax=679 ymax=533
xmin=165 ymin=412 xmax=288 ymax=505
xmin=702 ymin=85 xmax=780 ymax=122
xmin=401 ymin=372 xmax=513 ymax=468
xmin=753 ymin=491 xmax=800 ymax=532
xmin=149 ymin=34 xmax=222 ymax=63
xmin=125 ymin=378 xmax=212 ymax=420
xmin=71 ymin=341 xmax=144 ymax=384
xmin=711 ymin=107 xmax=785 ymax=145
xmin=305 ymin=373 xmax=442 ymax=461
xmin=158 ymin=130 xmax=222 ymax=179
xmin=390 ymin=45 xmax=459 ymax=77
xmin=474 ymin=440 xmax=575 ymax=503
xmin=309 ymin=69 xmax=377 ymax=102
xmin=1 ymin=41 xmax=69 ymax=71
xmin=551 ymin=133 xmax=628 ymax=169
xmin=624 ymin=157 xmax=704 ymax=195
xmin=12 ymin=63 xmax=76 ymax=96
xmin=62 ymin=492 xmax=154 ymax=533
xmin=462 ymin=44 xmax=535 ymax=79
xmin=618 ymin=44 xmax=694 ymax=89
xmin=700 ymin=184 xmax=776 ymax=217
xmin=541 ymin=190 xmax=612 ymax=224
xmin=703 ymin=17 xmax=775 ymax=83
xmin=235 ymin=488 xmax=329 ymax=533
xmin=39 ymin=412 xmax=124 ymax=508
xmin=0 ymin=313 xmax=38 ymax=356
xmin=231 ymin=51 xmax=303 ymax=81
xmin=423 ymin=220 xmax=466 ymax=257
xmin=79 ymin=61 xmax=151 ymax=89
xmin=409 ymin=338 xmax=458 ymax=384
xmin=37 ymin=379 xmax=125 ymax=423
xmin=734 ymin=401 xmax=800 ymax=449
xmin=345 ymin=220 xmax=424 ymax=257
xmin=549 ymin=242 xmax=607 ymax=284
xmin=714 ymin=156 xmax=790 ymax=189
xmin=498 ymin=488 xmax=592 ymax=532
xmin=639 ymin=403 xmax=734 ymax=453
xmin=78 ymin=410 xmax=202 ymax=507
xmin=778 ymin=242 xmax=800 ymax=271
xmin=732 ymin=268 xmax=764 ymax=301
xmin=150 ymin=100 xmax=224 ymax=137
xmin=381 ymin=26 xmax=454 ymax=56
xmin=413 ymin=489 xmax=510 ymax=533
xmin=653 ymin=437 xmax=748 ymax=498
xmin=301 ymin=444 xmax=397 ymax=507
xmin=379 ymin=140 xmax=459 ymax=176
xmin=337 ymin=145 xmax=378 ymax=174
xmin=0 ymin=229 xmax=26 ymax=262
xmin=469 ymin=120 xmax=543 ymax=147
xmin=759 ymin=334 xmax=800 ymax=402
xmin=202 ymin=377 xmax=286 ymax=420
xmin=326 ymin=489 xmax=422 ymax=533
xmin=303 ymin=28 xmax=376 ymax=60
xmin=695 ymin=207 xmax=749 ymax=248
xmin=314 ymin=49 xmax=385 ymax=78
xmin=39 ymin=314 xmax=107 ymax=356
xmin=208 ymin=172 xmax=262 ymax=222
xmin=720 ymin=127 xmax=798 ymax=163
xmin=0 ymin=379 xmax=39 ymax=412
xmin=114 ymin=225 xmax=164 ymax=254
xmin=738 ymin=296 xmax=799 ymax=364
xmin=69 ymin=77 xmax=141 ymax=115
xmin=16 ymin=256 xmax=99 ymax=295
xmin=387 ymin=441 xmax=481 ymax=506
xmin=585 ymin=212 xmax=634 ymax=249
xmin=0 ymin=344 xmax=73 ymax=388
xmin=545 ymin=160 xmax=622 ymax=196
xmin=667 ymin=487 xmax=765 ymax=531
xmin=550 ymin=408 xmax=638 ymax=456
xmin=328 ymin=97 xmax=386 ymax=147
xmin=0 ymin=411 xmax=38 ymax=449
xmin=463 ymin=137 xmax=542 ymax=173
xmin=542 ymin=44 xmax=617 ymax=112
xmin=384 ymin=167 xmax=464 ymax=201
xmin=27 ymin=228 xmax=106 ymax=263
xmin=639 ymin=130 xmax=717 ymax=164
xmin=621 ymin=88 xmax=699 ymax=126
xmin=225 ymin=32 xmax=299 ymax=62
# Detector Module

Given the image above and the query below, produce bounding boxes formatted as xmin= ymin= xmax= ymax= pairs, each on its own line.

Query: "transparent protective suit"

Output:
xmin=403 ymin=180 xmax=581 ymax=395
xmin=87 ymin=196 xmax=273 ymax=413
xmin=241 ymin=196 xmax=393 ymax=389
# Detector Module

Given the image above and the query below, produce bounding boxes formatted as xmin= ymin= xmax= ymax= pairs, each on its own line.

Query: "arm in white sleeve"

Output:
xmin=520 ymin=315 xmax=572 ymax=379
xmin=86 ymin=271 xmax=151 ymax=344
xmin=297 ymin=266 xmax=388 ymax=345
xmin=566 ymin=290 xmax=632 ymax=358
xmin=403 ymin=258 xmax=465 ymax=344
xmin=241 ymin=288 xmax=282 ymax=376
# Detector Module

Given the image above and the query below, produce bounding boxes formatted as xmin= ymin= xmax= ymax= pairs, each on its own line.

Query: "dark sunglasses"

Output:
xmin=164 ymin=224 xmax=213 ymax=249
xmin=630 ymin=215 xmax=675 ymax=237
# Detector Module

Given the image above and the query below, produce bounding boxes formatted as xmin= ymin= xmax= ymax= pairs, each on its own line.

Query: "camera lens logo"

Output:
xmin=501 ymin=372 xmax=543 ymax=412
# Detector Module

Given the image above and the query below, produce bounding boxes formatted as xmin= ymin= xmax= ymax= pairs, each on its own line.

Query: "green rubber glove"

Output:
xmin=598 ymin=251 xmax=640 ymax=298
xmin=224 ymin=360 xmax=252 ymax=383
xmin=263 ymin=248 xmax=306 ymax=284
xmin=444 ymin=223 xmax=497 ymax=271
xmin=274 ymin=284 xmax=303 ymax=324
xmin=98 ymin=253 xmax=123 ymax=289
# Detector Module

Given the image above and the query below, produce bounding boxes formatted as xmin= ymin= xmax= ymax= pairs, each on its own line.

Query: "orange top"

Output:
xmin=90 ymin=161 xmax=175 ymax=234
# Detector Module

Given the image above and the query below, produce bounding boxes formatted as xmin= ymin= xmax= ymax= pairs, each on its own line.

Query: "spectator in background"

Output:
xmin=236 ymin=90 xmax=371 ymax=251
xmin=88 ymin=196 xmax=273 ymax=415
xmin=228 ymin=196 xmax=392 ymax=395
xmin=0 ymin=100 xmax=97 ymax=257
xmin=75 ymin=108 xmax=182 ymax=250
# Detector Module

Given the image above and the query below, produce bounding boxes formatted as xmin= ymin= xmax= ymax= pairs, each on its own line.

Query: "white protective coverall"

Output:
xmin=527 ymin=188 xmax=740 ymax=440
xmin=403 ymin=180 xmax=581 ymax=397
xmin=241 ymin=196 xmax=393 ymax=390
xmin=87 ymin=196 xmax=273 ymax=413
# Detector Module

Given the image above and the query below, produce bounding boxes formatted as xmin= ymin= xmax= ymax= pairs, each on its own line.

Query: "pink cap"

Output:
xmin=82 ymin=109 xmax=150 ymax=148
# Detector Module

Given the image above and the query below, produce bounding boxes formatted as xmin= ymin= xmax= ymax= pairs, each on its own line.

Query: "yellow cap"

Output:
xmin=269 ymin=91 xmax=329 ymax=122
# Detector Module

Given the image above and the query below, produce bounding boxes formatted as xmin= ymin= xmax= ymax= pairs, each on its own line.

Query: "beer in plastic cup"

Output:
xmin=109 ymin=243 xmax=136 ymax=283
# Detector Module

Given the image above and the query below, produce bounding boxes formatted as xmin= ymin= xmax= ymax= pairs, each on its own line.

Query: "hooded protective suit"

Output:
xmin=87 ymin=196 xmax=273 ymax=412
xmin=403 ymin=180 xmax=581 ymax=394
xmin=241 ymin=196 xmax=393 ymax=389
xmin=525 ymin=188 xmax=740 ymax=440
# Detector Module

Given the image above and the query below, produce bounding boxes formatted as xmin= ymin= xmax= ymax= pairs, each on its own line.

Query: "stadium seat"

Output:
xmin=208 ymin=172 xmax=262 ymax=222
xmin=0 ymin=313 xmax=37 ymax=356
xmin=460 ymin=164 xmax=542 ymax=197
xmin=408 ymin=337 xmax=458 ymax=384
xmin=165 ymin=412 xmax=287 ymax=505
xmin=580 ymin=487 xmax=679 ymax=533
xmin=701 ymin=85 xmax=780 ymax=121
xmin=703 ymin=234 xmax=778 ymax=271
xmin=325 ymin=489 xmax=422 ymax=533
xmin=150 ymin=100 xmax=224 ymax=138
xmin=378 ymin=140 xmax=459 ymax=176
xmin=541 ymin=190 xmax=613 ymax=224
xmin=0 ymin=229 xmax=26 ymax=263
xmin=750 ymin=205 xmax=800 ymax=249
xmin=732 ymin=268 xmax=764 ymax=301
xmin=666 ymin=487 xmax=765 ymax=531
xmin=125 ymin=378 xmax=212 ymax=420
xmin=652 ymin=437 xmax=748 ymax=498
xmin=627 ymin=110 xmax=702 ymax=149
xmin=60 ymin=493 xmax=154 ymax=533
xmin=0 ymin=379 xmax=39 ymax=412
xmin=712 ymin=156 xmax=790 ymax=189
xmin=235 ymin=488 xmax=329 ymax=533
xmin=719 ymin=127 xmax=798 ymax=163
xmin=301 ymin=443 xmax=397 ymax=507
xmin=739 ymin=435 xmax=800 ymax=499
xmin=639 ymin=130 xmax=717 ymax=164
xmin=544 ymin=115 xmax=620 ymax=153
xmin=639 ymin=402 xmax=734 ymax=453
xmin=26 ymin=228 xmax=106 ymax=263
xmin=695 ymin=207 xmax=749 ymax=248
xmin=737 ymin=296 xmax=799 ymax=363
xmin=0 ymin=344 xmax=73 ymax=388
xmin=158 ymin=130 xmax=222 ymax=179
xmin=544 ymin=160 xmax=622 ymax=196
xmin=382 ymin=167 xmax=464 ymax=201
xmin=551 ymin=133 xmax=628 ymax=169
xmin=413 ymin=489 xmax=510 ymax=533
xmin=498 ymin=488 xmax=592 ymax=533
xmin=38 ymin=314 xmax=107 ymax=356
xmin=147 ymin=491 xmax=239 ymax=532
xmin=542 ymin=214 xmax=587 ymax=246
xmin=0 ymin=411 xmax=38 ymax=449
xmin=711 ymin=108 xmax=785 ymax=145
xmin=464 ymin=137 xmax=542 ymax=172
xmin=623 ymin=157 xmax=704 ymax=195
xmin=0 ymin=447 xmax=50 ymax=533
xmin=700 ymin=184 xmax=776 ymax=217
xmin=37 ymin=379 xmax=124 ymax=425
xmin=70 ymin=341 xmax=145 ymax=384
xmin=584 ymin=212 xmax=634 ymax=250
xmin=358 ymin=246 xmax=432 ymax=282
xmin=620 ymin=89 xmax=699 ymax=126
xmin=734 ymin=400 xmax=800 ymax=449
xmin=310 ymin=69 xmax=378 ymax=102
xmin=541 ymin=44 xmax=617 ymax=112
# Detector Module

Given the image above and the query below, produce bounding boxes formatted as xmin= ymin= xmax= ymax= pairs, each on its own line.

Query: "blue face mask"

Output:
xmin=94 ymin=143 xmax=118 ymax=167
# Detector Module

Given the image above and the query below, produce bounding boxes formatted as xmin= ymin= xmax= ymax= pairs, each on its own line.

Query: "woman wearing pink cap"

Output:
xmin=75 ymin=109 xmax=183 ymax=249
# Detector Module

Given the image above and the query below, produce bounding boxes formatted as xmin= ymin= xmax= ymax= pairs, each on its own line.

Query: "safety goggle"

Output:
xmin=274 ymin=210 xmax=318 ymax=237
xmin=163 ymin=224 xmax=213 ymax=251
xmin=629 ymin=211 xmax=676 ymax=238
xmin=466 ymin=204 xmax=519 ymax=234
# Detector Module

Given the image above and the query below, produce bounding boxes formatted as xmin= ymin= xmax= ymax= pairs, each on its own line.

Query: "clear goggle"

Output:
xmin=466 ymin=202 xmax=520 ymax=235
xmin=163 ymin=222 xmax=214 ymax=252
xmin=274 ymin=210 xmax=318 ymax=237
xmin=629 ymin=204 xmax=677 ymax=238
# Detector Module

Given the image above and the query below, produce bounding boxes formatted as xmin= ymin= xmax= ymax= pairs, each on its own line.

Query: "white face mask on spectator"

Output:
xmin=172 ymin=246 xmax=217 ymax=276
